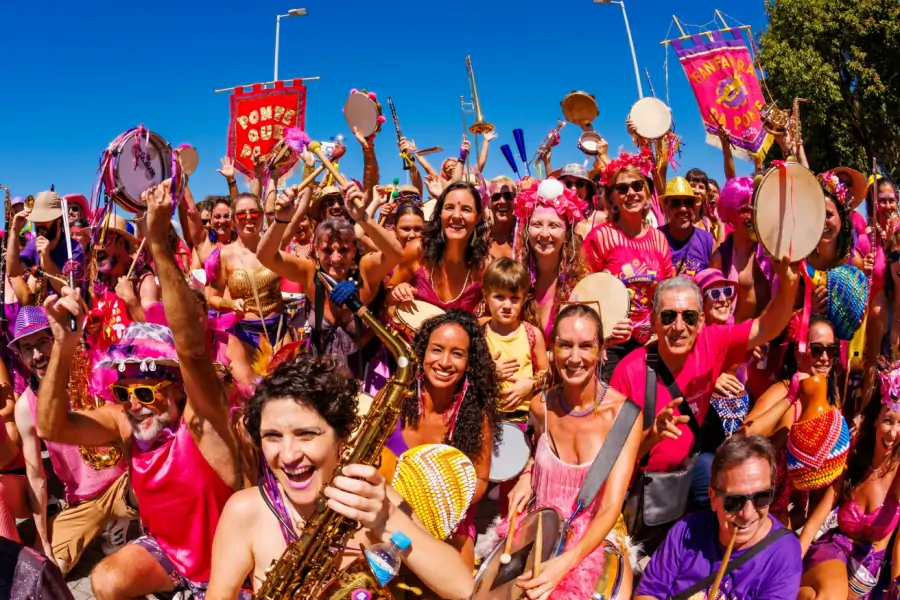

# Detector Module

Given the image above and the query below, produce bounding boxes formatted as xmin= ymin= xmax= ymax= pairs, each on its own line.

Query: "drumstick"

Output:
xmin=125 ymin=238 xmax=147 ymax=279
xmin=307 ymin=142 xmax=365 ymax=211
xmin=708 ymin=525 xmax=738 ymax=599
xmin=533 ymin=514 xmax=543 ymax=579
xmin=294 ymin=165 xmax=326 ymax=196
xmin=500 ymin=508 xmax=519 ymax=564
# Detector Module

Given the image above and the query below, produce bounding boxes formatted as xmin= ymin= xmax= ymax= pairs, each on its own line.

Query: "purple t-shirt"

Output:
xmin=660 ymin=224 xmax=714 ymax=278
xmin=636 ymin=512 xmax=801 ymax=599
xmin=18 ymin=235 xmax=85 ymax=271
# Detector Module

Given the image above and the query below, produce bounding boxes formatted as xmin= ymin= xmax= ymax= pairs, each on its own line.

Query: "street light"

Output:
xmin=593 ymin=0 xmax=644 ymax=99
xmin=274 ymin=8 xmax=309 ymax=81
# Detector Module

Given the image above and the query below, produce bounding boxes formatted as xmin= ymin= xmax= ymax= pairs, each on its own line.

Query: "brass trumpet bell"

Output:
xmin=760 ymin=103 xmax=790 ymax=135
xmin=466 ymin=55 xmax=494 ymax=135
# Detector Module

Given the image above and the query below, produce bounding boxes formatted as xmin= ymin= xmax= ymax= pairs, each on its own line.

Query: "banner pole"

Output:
xmin=215 ymin=77 xmax=320 ymax=94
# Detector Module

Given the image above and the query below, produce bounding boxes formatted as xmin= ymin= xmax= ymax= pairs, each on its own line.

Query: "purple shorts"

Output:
xmin=804 ymin=530 xmax=885 ymax=599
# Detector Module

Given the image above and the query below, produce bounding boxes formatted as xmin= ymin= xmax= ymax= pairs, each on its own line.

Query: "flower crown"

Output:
xmin=878 ymin=360 xmax=900 ymax=412
xmin=513 ymin=178 xmax=588 ymax=225
xmin=817 ymin=171 xmax=849 ymax=205
xmin=600 ymin=148 xmax=655 ymax=187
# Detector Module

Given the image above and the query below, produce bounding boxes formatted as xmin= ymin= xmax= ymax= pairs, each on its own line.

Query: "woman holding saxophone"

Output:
xmin=206 ymin=355 xmax=475 ymax=600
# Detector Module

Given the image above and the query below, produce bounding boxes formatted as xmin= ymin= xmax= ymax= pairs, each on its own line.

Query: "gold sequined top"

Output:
xmin=226 ymin=266 xmax=283 ymax=317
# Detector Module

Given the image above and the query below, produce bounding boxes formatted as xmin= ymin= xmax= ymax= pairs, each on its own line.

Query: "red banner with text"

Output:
xmin=228 ymin=80 xmax=307 ymax=178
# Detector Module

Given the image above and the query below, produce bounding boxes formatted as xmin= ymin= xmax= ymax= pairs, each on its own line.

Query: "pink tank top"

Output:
xmin=130 ymin=419 xmax=234 ymax=583
xmin=411 ymin=266 xmax=482 ymax=313
xmin=25 ymin=388 xmax=126 ymax=504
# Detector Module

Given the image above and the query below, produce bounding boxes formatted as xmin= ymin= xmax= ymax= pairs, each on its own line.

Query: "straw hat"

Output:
xmin=26 ymin=191 xmax=63 ymax=223
xmin=659 ymin=177 xmax=699 ymax=202
xmin=829 ymin=167 xmax=868 ymax=209
xmin=101 ymin=213 xmax=138 ymax=253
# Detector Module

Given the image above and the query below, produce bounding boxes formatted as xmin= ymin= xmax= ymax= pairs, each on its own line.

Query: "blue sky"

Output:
xmin=0 ymin=0 xmax=768 ymax=220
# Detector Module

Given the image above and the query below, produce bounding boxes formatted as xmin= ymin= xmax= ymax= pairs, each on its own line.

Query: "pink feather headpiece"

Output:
xmin=879 ymin=363 xmax=900 ymax=412
xmin=818 ymin=171 xmax=850 ymax=205
xmin=284 ymin=127 xmax=310 ymax=153
xmin=600 ymin=148 xmax=656 ymax=187
xmin=513 ymin=178 xmax=588 ymax=225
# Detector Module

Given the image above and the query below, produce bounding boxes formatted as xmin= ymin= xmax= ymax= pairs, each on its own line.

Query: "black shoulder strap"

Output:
xmin=576 ymin=398 xmax=641 ymax=510
xmin=671 ymin=527 xmax=793 ymax=600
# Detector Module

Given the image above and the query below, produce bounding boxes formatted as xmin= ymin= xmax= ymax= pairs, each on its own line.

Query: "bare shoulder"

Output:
xmin=222 ymin=486 xmax=266 ymax=525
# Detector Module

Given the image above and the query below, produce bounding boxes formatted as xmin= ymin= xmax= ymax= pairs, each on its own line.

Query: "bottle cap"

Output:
xmin=390 ymin=531 xmax=412 ymax=551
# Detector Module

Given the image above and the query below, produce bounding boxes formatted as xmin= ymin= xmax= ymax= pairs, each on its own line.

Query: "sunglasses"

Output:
xmin=613 ymin=181 xmax=645 ymax=195
xmin=110 ymin=380 xmax=173 ymax=405
xmin=668 ymin=197 xmax=697 ymax=210
xmin=325 ymin=196 xmax=344 ymax=207
xmin=562 ymin=179 xmax=587 ymax=190
xmin=809 ymin=342 xmax=840 ymax=360
xmin=705 ymin=286 xmax=735 ymax=302
xmin=491 ymin=191 xmax=514 ymax=202
xmin=659 ymin=309 xmax=700 ymax=327
xmin=201 ymin=218 xmax=211 ymax=226
xmin=235 ymin=210 xmax=262 ymax=222
xmin=716 ymin=488 xmax=775 ymax=514
xmin=889 ymin=251 xmax=900 ymax=264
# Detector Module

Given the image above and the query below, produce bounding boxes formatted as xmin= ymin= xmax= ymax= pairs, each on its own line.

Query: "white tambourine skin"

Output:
xmin=344 ymin=94 xmax=379 ymax=138
xmin=116 ymin=134 xmax=167 ymax=204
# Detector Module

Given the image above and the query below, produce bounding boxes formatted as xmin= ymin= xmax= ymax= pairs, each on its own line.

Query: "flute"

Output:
xmin=387 ymin=97 xmax=411 ymax=171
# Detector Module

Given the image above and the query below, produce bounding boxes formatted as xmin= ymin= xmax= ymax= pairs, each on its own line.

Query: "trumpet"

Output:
xmin=465 ymin=55 xmax=493 ymax=135
xmin=531 ymin=120 xmax=566 ymax=166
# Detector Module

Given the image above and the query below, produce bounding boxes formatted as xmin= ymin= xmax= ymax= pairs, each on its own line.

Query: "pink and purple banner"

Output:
xmin=672 ymin=28 xmax=772 ymax=162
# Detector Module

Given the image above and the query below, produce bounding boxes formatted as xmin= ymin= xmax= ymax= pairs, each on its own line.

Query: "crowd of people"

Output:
xmin=1 ymin=99 xmax=899 ymax=600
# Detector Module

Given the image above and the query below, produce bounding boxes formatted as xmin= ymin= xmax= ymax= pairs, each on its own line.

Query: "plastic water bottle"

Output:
xmin=364 ymin=531 xmax=411 ymax=586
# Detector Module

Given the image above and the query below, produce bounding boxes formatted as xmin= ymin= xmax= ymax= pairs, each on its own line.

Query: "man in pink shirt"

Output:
xmin=611 ymin=257 xmax=799 ymax=556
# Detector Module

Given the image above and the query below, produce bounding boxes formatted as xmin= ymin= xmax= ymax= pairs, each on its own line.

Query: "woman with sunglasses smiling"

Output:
xmin=497 ymin=304 xmax=641 ymax=599
xmin=636 ymin=435 xmax=802 ymax=599
xmin=584 ymin=149 xmax=674 ymax=376
xmin=796 ymin=361 xmax=900 ymax=599
xmin=487 ymin=176 xmax=517 ymax=261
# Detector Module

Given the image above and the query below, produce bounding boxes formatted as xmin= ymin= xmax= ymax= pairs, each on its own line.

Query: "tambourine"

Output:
xmin=567 ymin=273 xmax=631 ymax=341
xmin=394 ymin=301 xmax=445 ymax=341
xmin=343 ymin=89 xmax=385 ymax=138
xmin=752 ymin=162 xmax=825 ymax=261
xmin=176 ymin=144 xmax=199 ymax=176
xmin=629 ymin=97 xmax=672 ymax=141
xmin=101 ymin=127 xmax=173 ymax=213
xmin=760 ymin=103 xmax=790 ymax=135
xmin=561 ymin=91 xmax=599 ymax=126
xmin=577 ymin=131 xmax=605 ymax=156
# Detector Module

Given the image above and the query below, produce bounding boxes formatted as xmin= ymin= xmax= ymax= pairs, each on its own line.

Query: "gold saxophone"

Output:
xmin=69 ymin=338 xmax=124 ymax=470
xmin=256 ymin=273 xmax=417 ymax=600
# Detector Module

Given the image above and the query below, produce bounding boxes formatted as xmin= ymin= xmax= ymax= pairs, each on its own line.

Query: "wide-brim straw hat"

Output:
xmin=659 ymin=177 xmax=700 ymax=202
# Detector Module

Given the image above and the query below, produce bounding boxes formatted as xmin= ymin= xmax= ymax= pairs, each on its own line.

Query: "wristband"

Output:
xmin=459 ymin=147 xmax=469 ymax=162
xmin=275 ymin=218 xmax=292 ymax=225
xmin=521 ymin=468 xmax=533 ymax=477
xmin=226 ymin=178 xmax=237 ymax=186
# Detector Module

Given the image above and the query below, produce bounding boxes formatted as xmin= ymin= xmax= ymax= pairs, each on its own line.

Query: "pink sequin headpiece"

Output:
xmin=599 ymin=148 xmax=655 ymax=187
xmin=817 ymin=171 xmax=850 ymax=205
xmin=513 ymin=178 xmax=588 ymax=225
xmin=879 ymin=364 xmax=900 ymax=412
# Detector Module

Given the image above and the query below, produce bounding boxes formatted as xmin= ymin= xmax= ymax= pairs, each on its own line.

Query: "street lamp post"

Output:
xmin=593 ymin=0 xmax=644 ymax=99
xmin=274 ymin=8 xmax=308 ymax=82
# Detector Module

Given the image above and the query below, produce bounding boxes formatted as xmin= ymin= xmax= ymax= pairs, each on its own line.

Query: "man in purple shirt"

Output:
xmin=658 ymin=176 xmax=714 ymax=278
xmin=5 ymin=191 xmax=85 ymax=297
xmin=636 ymin=435 xmax=802 ymax=599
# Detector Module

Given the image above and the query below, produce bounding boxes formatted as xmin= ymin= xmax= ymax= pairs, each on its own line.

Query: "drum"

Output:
xmin=489 ymin=423 xmax=532 ymax=483
xmin=591 ymin=540 xmax=628 ymax=600
xmin=102 ymin=127 xmax=173 ymax=213
xmin=472 ymin=508 xmax=562 ymax=600
xmin=176 ymin=144 xmax=199 ymax=176
xmin=344 ymin=90 xmax=384 ymax=138
xmin=394 ymin=301 xmax=445 ymax=341
xmin=561 ymin=91 xmax=599 ymax=127
xmin=567 ymin=273 xmax=631 ymax=341
xmin=577 ymin=131 xmax=604 ymax=156
xmin=629 ymin=98 xmax=672 ymax=141
xmin=753 ymin=162 xmax=826 ymax=261
xmin=422 ymin=199 xmax=438 ymax=222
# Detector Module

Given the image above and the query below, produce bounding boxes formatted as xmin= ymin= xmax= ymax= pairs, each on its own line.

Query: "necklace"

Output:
xmin=559 ymin=383 xmax=609 ymax=418
xmin=277 ymin=482 xmax=307 ymax=534
xmin=429 ymin=263 xmax=472 ymax=305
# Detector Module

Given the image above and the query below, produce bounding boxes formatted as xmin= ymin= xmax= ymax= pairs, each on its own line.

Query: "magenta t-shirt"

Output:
xmin=610 ymin=320 xmax=753 ymax=472
xmin=854 ymin=234 xmax=885 ymax=297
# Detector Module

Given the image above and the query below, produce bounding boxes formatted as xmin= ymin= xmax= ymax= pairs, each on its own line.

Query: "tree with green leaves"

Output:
xmin=758 ymin=0 xmax=900 ymax=177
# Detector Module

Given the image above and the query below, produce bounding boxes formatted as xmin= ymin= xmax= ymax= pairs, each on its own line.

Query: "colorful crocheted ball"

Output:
xmin=711 ymin=392 xmax=750 ymax=437
xmin=826 ymin=265 xmax=869 ymax=341
xmin=786 ymin=408 xmax=850 ymax=491
xmin=392 ymin=444 xmax=477 ymax=540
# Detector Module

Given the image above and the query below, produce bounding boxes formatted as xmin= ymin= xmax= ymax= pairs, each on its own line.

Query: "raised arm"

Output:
xmin=747 ymin=257 xmax=800 ymax=351
xmin=5 ymin=208 xmax=29 ymax=279
xmin=178 ymin=184 xmax=206 ymax=250
xmin=345 ymin=183 xmax=404 ymax=295
xmin=14 ymin=395 xmax=53 ymax=558
xmin=257 ymin=187 xmax=315 ymax=284
xmin=476 ymin=131 xmax=495 ymax=172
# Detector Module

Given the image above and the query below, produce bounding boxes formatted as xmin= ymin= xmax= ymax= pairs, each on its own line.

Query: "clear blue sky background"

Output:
xmin=0 ymin=0 xmax=767 ymax=221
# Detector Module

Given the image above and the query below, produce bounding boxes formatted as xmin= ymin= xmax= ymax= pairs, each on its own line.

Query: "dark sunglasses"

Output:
xmin=325 ymin=196 xmax=344 ymax=207
xmin=562 ymin=179 xmax=587 ymax=190
xmin=716 ymin=488 xmax=775 ymax=514
xmin=659 ymin=309 xmax=700 ymax=327
xmin=809 ymin=342 xmax=840 ymax=360
xmin=889 ymin=251 xmax=900 ymax=264
xmin=491 ymin=191 xmax=514 ymax=202
xmin=668 ymin=197 xmax=697 ymax=210
xmin=705 ymin=286 xmax=735 ymax=302
xmin=614 ymin=180 xmax=645 ymax=195
xmin=235 ymin=210 xmax=262 ymax=222
xmin=109 ymin=380 xmax=172 ymax=405
xmin=201 ymin=218 xmax=211 ymax=226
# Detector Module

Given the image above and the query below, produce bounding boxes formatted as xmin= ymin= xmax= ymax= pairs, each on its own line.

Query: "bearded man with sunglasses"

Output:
xmin=635 ymin=435 xmax=801 ymax=599
xmin=658 ymin=177 xmax=714 ymax=278
xmin=36 ymin=179 xmax=241 ymax=599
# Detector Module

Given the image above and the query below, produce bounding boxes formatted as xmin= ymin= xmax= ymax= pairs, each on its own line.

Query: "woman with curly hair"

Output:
xmin=388 ymin=181 xmax=491 ymax=314
xmin=207 ymin=354 xmax=474 ymax=599
xmin=498 ymin=304 xmax=642 ymax=599
xmin=381 ymin=309 xmax=500 ymax=565
xmin=795 ymin=361 xmax=900 ymax=599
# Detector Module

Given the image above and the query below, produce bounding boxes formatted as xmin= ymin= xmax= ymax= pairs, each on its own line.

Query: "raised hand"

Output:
xmin=340 ymin=181 xmax=366 ymax=222
xmin=140 ymin=179 xmax=174 ymax=242
xmin=274 ymin=187 xmax=298 ymax=223
xmin=483 ymin=130 xmax=498 ymax=143
xmin=217 ymin=156 xmax=236 ymax=180
xmin=43 ymin=286 xmax=84 ymax=348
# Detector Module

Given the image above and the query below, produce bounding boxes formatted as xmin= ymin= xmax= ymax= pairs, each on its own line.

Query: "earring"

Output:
xmin=470 ymin=230 xmax=476 ymax=247
xmin=208 ymin=229 xmax=218 ymax=244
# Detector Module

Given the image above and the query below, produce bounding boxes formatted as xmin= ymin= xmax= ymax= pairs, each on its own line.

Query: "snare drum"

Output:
xmin=102 ymin=127 xmax=173 ymax=213
xmin=394 ymin=301 xmax=445 ymax=341
xmin=489 ymin=423 xmax=532 ymax=483
xmin=568 ymin=273 xmax=631 ymax=341
xmin=472 ymin=508 xmax=562 ymax=600
xmin=753 ymin=162 xmax=826 ymax=261
xmin=629 ymin=98 xmax=673 ymax=141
